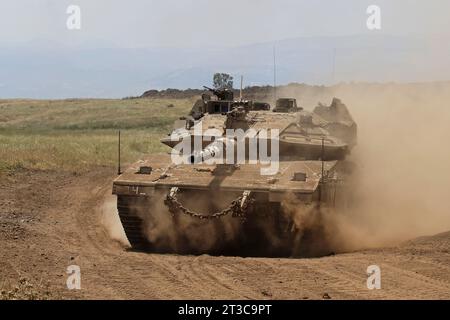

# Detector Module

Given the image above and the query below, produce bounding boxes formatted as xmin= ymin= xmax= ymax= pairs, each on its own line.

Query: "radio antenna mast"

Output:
xmin=240 ymin=75 xmax=243 ymax=101
xmin=117 ymin=130 xmax=122 ymax=175
xmin=332 ymin=48 xmax=336 ymax=84
xmin=319 ymin=136 xmax=325 ymax=203
xmin=273 ymin=45 xmax=277 ymax=104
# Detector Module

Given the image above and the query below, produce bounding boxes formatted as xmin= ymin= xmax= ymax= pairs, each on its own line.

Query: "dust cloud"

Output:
xmin=137 ymin=191 xmax=243 ymax=254
xmin=279 ymin=82 xmax=450 ymax=251
xmin=100 ymin=192 xmax=130 ymax=247
xmin=100 ymin=188 xmax=244 ymax=254
xmin=102 ymin=82 xmax=450 ymax=256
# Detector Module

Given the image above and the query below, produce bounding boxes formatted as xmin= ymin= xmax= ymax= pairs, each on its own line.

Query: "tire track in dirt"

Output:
xmin=76 ymin=172 xmax=450 ymax=299
xmin=182 ymin=256 xmax=260 ymax=299
xmin=379 ymin=263 xmax=450 ymax=299
xmin=2 ymin=169 xmax=450 ymax=299
xmin=64 ymin=174 xmax=201 ymax=299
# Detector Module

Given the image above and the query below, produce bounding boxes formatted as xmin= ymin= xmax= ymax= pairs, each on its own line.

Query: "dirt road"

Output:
xmin=1 ymin=168 xmax=449 ymax=299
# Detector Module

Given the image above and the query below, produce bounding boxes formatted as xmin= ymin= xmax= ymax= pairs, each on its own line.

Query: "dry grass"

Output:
xmin=0 ymin=98 xmax=194 ymax=173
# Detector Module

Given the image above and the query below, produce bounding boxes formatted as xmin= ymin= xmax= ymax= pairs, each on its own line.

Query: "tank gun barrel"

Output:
xmin=203 ymin=85 xmax=215 ymax=92
xmin=203 ymin=86 xmax=233 ymax=101
xmin=203 ymin=86 xmax=220 ymax=96
xmin=189 ymin=137 xmax=235 ymax=164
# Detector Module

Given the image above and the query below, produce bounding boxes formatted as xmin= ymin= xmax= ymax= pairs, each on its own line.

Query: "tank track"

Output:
xmin=116 ymin=194 xmax=321 ymax=256
xmin=117 ymin=195 xmax=151 ymax=250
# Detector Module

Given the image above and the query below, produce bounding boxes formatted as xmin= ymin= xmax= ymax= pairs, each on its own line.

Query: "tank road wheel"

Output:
xmin=117 ymin=195 xmax=151 ymax=250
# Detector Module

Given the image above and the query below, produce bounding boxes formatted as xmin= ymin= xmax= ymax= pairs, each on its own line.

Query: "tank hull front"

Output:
xmin=112 ymin=154 xmax=341 ymax=256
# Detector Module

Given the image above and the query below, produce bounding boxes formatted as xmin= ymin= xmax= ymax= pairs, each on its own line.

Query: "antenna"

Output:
xmin=319 ymin=136 xmax=325 ymax=203
xmin=117 ymin=130 xmax=121 ymax=175
xmin=332 ymin=48 xmax=336 ymax=84
xmin=273 ymin=45 xmax=277 ymax=104
xmin=240 ymin=75 xmax=243 ymax=101
xmin=321 ymin=136 xmax=325 ymax=179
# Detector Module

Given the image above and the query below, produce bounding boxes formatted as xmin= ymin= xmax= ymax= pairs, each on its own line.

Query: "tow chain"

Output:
xmin=164 ymin=189 xmax=253 ymax=221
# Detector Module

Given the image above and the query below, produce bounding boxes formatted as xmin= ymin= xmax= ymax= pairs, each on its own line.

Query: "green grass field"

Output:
xmin=0 ymin=98 xmax=194 ymax=173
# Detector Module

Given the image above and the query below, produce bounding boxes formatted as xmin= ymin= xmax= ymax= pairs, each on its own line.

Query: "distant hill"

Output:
xmin=1 ymin=35 xmax=449 ymax=99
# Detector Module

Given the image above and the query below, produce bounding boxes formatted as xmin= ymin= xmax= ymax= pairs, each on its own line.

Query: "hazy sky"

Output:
xmin=1 ymin=0 xmax=449 ymax=48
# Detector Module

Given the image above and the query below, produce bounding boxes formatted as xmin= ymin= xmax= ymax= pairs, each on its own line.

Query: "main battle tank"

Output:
xmin=112 ymin=89 xmax=357 ymax=257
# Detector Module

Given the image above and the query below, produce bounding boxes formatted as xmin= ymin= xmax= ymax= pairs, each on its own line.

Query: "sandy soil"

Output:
xmin=1 ymin=168 xmax=449 ymax=300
